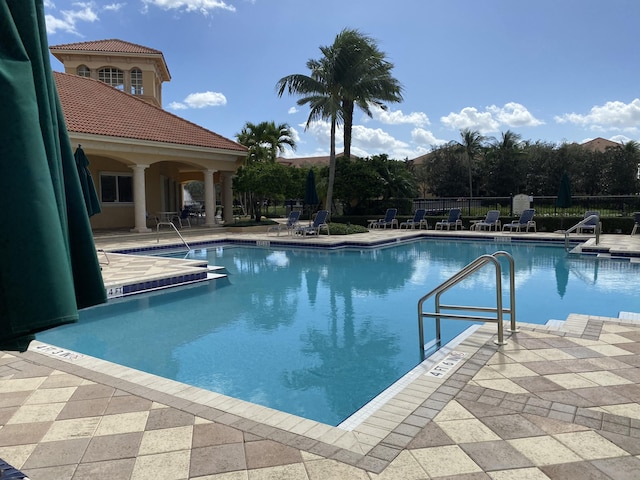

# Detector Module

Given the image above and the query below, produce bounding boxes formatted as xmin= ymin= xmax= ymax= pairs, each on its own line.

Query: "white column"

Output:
xmin=222 ymin=172 xmax=234 ymax=224
xmin=130 ymin=164 xmax=152 ymax=233
xmin=204 ymin=169 xmax=217 ymax=227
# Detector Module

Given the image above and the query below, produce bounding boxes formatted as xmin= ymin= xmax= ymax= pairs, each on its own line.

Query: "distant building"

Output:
xmin=579 ymin=137 xmax=623 ymax=152
xmin=50 ymin=39 xmax=247 ymax=231
xmin=276 ymin=152 xmax=354 ymax=168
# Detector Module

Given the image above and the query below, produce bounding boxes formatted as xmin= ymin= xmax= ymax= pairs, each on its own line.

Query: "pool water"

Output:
xmin=39 ymin=240 xmax=640 ymax=425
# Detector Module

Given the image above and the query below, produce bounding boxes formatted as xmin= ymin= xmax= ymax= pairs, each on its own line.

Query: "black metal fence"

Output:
xmin=412 ymin=195 xmax=640 ymax=218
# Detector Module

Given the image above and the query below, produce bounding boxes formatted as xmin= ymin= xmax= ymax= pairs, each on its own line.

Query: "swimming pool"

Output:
xmin=38 ymin=239 xmax=640 ymax=425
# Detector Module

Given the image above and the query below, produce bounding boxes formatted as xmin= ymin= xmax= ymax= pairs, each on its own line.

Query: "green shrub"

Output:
xmin=325 ymin=222 xmax=369 ymax=235
xmin=227 ymin=219 xmax=277 ymax=227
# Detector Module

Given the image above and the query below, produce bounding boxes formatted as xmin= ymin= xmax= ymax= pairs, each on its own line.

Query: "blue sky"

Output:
xmin=44 ymin=0 xmax=640 ymax=160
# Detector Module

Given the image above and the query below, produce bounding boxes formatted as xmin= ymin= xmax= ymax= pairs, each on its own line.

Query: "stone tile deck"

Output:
xmin=1 ymin=229 xmax=639 ymax=479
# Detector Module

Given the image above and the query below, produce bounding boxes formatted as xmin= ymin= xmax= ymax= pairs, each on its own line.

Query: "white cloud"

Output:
xmin=45 ymin=4 xmax=99 ymax=35
xmin=300 ymin=120 xmax=343 ymax=149
xmin=441 ymin=102 xmax=542 ymax=133
xmin=369 ymin=106 xmax=430 ymax=127
xmin=609 ymin=134 xmax=634 ymax=144
xmin=487 ymin=102 xmax=544 ymax=127
xmin=141 ymin=0 xmax=236 ymax=14
xmin=411 ymin=128 xmax=448 ymax=148
xmin=441 ymin=107 xmax=500 ymax=133
xmin=297 ymin=120 xmax=430 ymax=159
xmin=104 ymin=3 xmax=126 ymax=11
xmin=554 ymin=99 xmax=640 ymax=132
xmin=352 ymin=125 xmax=409 ymax=152
xmin=288 ymin=106 xmax=298 ymax=114
xmin=169 ymin=91 xmax=227 ymax=109
xmin=168 ymin=101 xmax=188 ymax=110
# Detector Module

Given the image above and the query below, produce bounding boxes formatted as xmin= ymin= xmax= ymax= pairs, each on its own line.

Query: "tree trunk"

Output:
xmin=342 ymin=100 xmax=354 ymax=159
xmin=325 ymin=117 xmax=337 ymax=218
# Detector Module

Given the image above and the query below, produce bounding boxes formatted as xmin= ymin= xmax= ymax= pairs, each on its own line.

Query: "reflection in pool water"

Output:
xmin=39 ymin=240 xmax=640 ymax=425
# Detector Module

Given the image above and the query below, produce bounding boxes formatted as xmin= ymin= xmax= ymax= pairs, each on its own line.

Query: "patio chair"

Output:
xmin=434 ymin=208 xmax=462 ymax=230
xmin=502 ymin=209 xmax=536 ymax=232
xmin=631 ymin=212 xmax=639 ymax=235
xmin=400 ymin=209 xmax=428 ymax=229
xmin=175 ymin=207 xmax=191 ymax=228
xmin=473 ymin=210 xmax=501 ymax=231
xmin=267 ymin=210 xmax=301 ymax=236
xmin=577 ymin=211 xmax=600 ymax=234
xmin=371 ymin=208 xmax=398 ymax=229
xmin=297 ymin=209 xmax=329 ymax=236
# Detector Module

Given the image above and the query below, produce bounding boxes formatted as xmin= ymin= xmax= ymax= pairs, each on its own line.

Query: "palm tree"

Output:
xmin=458 ymin=129 xmax=485 ymax=210
xmin=277 ymin=28 xmax=402 ymax=214
xmin=276 ymin=47 xmax=343 ymax=214
xmin=236 ymin=121 xmax=296 ymax=163
xmin=488 ymin=130 xmax=524 ymax=196
xmin=333 ymin=29 xmax=403 ymax=159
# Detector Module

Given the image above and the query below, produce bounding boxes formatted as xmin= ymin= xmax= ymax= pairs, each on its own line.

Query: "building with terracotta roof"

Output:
xmin=580 ymin=137 xmax=623 ymax=153
xmin=50 ymin=39 xmax=247 ymax=232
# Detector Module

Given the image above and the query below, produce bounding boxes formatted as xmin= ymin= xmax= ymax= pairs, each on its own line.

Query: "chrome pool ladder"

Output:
xmin=563 ymin=214 xmax=601 ymax=251
xmin=417 ymin=251 xmax=518 ymax=358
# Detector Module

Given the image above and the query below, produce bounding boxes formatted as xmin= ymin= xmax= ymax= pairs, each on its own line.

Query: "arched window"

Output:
xmin=77 ymin=65 xmax=91 ymax=77
xmin=130 ymin=68 xmax=143 ymax=95
xmin=98 ymin=67 xmax=124 ymax=90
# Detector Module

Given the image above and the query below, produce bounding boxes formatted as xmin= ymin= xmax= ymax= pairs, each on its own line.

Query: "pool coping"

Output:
xmin=24 ymin=312 xmax=640 ymax=474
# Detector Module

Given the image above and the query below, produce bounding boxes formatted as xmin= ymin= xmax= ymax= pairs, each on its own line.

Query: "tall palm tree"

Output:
xmin=333 ymin=29 xmax=403 ymax=159
xmin=236 ymin=121 xmax=296 ymax=163
xmin=458 ymin=129 xmax=485 ymax=210
xmin=276 ymin=47 xmax=343 ymax=214
xmin=489 ymin=130 xmax=524 ymax=196
xmin=276 ymin=28 xmax=402 ymax=213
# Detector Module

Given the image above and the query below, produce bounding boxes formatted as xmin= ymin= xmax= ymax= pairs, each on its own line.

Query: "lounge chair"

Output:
xmin=175 ymin=207 xmax=191 ymax=228
xmin=632 ymin=212 xmax=640 ymax=235
xmin=400 ymin=209 xmax=428 ymax=229
xmin=434 ymin=208 xmax=462 ymax=230
xmin=267 ymin=210 xmax=301 ymax=236
xmin=297 ymin=209 xmax=329 ymax=236
xmin=473 ymin=210 xmax=501 ymax=231
xmin=577 ymin=211 xmax=600 ymax=234
xmin=502 ymin=209 xmax=536 ymax=232
xmin=371 ymin=208 xmax=398 ymax=229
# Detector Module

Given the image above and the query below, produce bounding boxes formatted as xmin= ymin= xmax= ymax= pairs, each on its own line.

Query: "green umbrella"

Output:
xmin=0 ymin=0 xmax=106 ymax=351
xmin=556 ymin=172 xmax=572 ymax=209
xmin=74 ymin=146 xmax=102 ymax=217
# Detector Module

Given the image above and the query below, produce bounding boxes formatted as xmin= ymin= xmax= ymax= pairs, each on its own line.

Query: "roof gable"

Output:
xmin=580 ymin=137 xmax=622 ymax=152
xmin=54 ymin=72 xmax=246 ymax=153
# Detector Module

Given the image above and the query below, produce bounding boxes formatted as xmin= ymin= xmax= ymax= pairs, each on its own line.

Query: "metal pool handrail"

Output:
xmin=564 ymin=214 xmax=601 ymax=250
xmin=417 ymin=251 xmax=517 ymax=357
xmin=156 ymin=221 xmax=191 ymax=251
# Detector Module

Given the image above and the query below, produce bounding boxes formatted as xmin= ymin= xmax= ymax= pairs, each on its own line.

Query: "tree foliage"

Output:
xmin=422 ymin=132 xmax=640 ymax=197
xmin=236 ymin=121 xmax=296 ymax=163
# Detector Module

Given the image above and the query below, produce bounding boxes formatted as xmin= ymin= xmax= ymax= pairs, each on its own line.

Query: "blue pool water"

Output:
xmin=39 ymin=240 xmax=640 ymax=425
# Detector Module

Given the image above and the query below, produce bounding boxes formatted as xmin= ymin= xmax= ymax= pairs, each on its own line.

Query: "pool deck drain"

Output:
xmin=1 ymin=229 xmax=640 ymax=479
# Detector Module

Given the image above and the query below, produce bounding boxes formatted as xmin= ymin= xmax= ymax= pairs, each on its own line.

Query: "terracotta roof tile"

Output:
xmin=54 ymin=72 xmax=247 ymax=153
xmin=49 ymin=39 xmax=163 ymax=55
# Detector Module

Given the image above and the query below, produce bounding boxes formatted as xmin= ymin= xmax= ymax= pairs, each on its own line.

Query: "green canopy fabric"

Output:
xmin=556 ymin=172 xmax=572 ymax=209
xmin=74 ymin=146 xmax=102 ymax=217
xmin=0 ymin=0 xmax=106 ymax=351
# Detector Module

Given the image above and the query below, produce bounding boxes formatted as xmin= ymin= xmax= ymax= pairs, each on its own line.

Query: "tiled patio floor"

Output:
xmin=1 ymin=229 xmax=639 ymax=479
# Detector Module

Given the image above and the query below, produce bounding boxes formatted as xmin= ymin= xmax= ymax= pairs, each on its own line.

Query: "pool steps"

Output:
xmin=103 ymin=255 xmax=228 ymax=299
